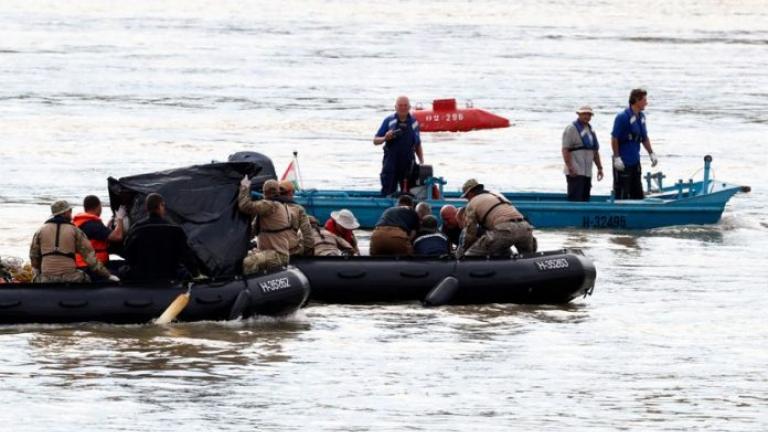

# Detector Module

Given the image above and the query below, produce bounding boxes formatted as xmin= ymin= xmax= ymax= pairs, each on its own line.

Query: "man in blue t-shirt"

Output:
xmin=611 ymin=88 xmax=659 ymax=199
xmin=373 ymin=96 xmax=424 ymax=196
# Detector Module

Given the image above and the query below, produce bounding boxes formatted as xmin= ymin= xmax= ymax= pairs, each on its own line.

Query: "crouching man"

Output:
xmin=459 ymin=179 xmax=537 ymax=257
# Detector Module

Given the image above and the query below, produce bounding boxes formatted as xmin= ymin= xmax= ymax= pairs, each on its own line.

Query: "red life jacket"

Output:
xmin=72 ymin=212 xmax=110 ymax=266
xmin=324 ymin=218 xmax=355 ymax=245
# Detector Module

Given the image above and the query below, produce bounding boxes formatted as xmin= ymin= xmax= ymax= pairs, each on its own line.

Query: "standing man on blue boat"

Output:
xmin=562 ymin=105 xmax=604 ymax=201
xmin=611 ymin=89 xmax=659 ymax=199
xmin=373 ymin=95 xmax=424 ymax=196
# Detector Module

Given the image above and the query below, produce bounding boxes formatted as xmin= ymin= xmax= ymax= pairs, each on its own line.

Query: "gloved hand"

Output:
xmin=115 ymin=205 xmax=127 ymax=220
xmin=613 ymin=156 xmax=625 ymax=171
xmin=240 ymin=175 xmax=252 ymax=189
xmin=649 ymin=152 xmax=659 ymax=167
xmin=108 ymin=274 xmax=120 ymax=282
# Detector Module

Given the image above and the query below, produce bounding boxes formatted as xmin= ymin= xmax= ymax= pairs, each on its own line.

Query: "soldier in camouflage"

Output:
xmin=459 ymin=179 xmax=537 ymax=258
xmin=238 ymin=178 xmax=292 ymax=274
xmin=29 ymin=200 xmax=117 ymax=283
xmin=278 ymin=180 xmax=315 ymax=258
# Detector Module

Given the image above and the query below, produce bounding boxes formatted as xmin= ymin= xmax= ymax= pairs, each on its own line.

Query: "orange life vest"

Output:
xmin=72 ymin=212 xmax=109 ymax=266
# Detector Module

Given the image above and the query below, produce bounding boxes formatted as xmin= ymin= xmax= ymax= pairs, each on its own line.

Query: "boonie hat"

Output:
xmin=50 ymin=200 xmax=72 ymax=216
xmin=330 ymin=209 xmax=360 ymax=230
xmin=262 ymin=179 xmax=280 ymax=195
xmin=576 ymin=105 xmax=594 ymax=115
xmin=460 ymin=178 xmax=484 ymax=198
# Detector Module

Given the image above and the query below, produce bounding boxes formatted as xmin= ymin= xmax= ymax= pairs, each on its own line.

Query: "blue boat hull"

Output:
xmin=292 ymin=180 xmax=745 ymax=230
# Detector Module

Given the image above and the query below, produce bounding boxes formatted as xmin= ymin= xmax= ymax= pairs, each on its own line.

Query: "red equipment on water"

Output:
xmin=412 ymin=98 xmax=510 ymax=132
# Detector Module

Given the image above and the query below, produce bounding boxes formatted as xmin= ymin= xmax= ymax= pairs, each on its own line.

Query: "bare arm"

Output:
xmin=107 ymin=217 xmax=124 ymax=242
xmin=594 ymin=152 xmax=604 ymax=180
xmin=642 ymin=137 xmax=654 ymax=155
xmin=562 ymin=148 xmax=575 ymax=176
xmin=611 ymin=137 xmax=620 ymax=157
xmin=415 ymin=144 xmax=424 ymax=164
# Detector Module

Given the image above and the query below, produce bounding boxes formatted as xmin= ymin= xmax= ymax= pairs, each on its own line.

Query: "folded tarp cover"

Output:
xmin=107 ymin=152 xmax=276 ymax=276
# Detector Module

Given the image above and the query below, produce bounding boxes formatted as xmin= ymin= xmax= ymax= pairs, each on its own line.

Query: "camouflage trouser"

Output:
xmin=242 ymin=249 xmax=289 ymax=275
xmin=35 ymin=270 xmax=91 ymax=283
xmin=464 ymin=221 xmax=537 ymax=257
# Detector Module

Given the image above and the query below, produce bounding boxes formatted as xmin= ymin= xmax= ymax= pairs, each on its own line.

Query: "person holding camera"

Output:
xmin=373 ymin=95 xmax=424 ymax=196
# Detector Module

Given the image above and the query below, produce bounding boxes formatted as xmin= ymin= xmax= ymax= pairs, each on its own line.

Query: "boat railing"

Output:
xmin=424 ymin=176 xmax=447 ymax=200
xmin=645 ymin=155 xmax=716 ymax=199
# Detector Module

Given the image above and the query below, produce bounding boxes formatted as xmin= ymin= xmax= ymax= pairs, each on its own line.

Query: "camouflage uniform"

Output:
xmin=30 ymin=218 xmax=111 ymax=283
xmin=238 ymin=183 xmax=291 ymax=274
xmin=461 ymin=191 xmax=537 ymax=257
xmin=311 ymin=226 xmax=355 ymax=256
xmin=286 ymin=202 xmax=315 ymax=257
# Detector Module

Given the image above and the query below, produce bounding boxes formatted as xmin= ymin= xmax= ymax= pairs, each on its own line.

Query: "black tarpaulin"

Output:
xmin=108 ymin=154 xmax=276 ymax=277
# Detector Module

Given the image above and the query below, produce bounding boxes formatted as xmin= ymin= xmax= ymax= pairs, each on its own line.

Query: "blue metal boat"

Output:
xmin=290 ymin=156 xmax=750 ymax=230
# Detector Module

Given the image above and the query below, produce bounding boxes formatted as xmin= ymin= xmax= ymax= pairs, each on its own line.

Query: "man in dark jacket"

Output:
xmin=413 ymin=215 xmax=450 ymax=256
xmin=122 ymin=193 xmax=199 ymax=280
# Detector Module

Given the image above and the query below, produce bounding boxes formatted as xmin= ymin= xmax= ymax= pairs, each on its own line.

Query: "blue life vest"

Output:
xmin=571 ymin=120 xmax=599 ymax=151
xmin=613 ymin=107 xmax=647 ymax=166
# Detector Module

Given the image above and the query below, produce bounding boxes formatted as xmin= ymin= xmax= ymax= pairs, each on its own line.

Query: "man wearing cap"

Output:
xmin=611 ymin=88 xmax=659 ymax=199
xmin=413 ymin=215 xmax=450 ymax=256
xmin=562 ymin=105 xmax=604 ymax=201
xmin=459 ymin=179 xmax=537 ymax=257
xmin=373 ymin=95 xmax=424 ymax=197
xmin=308 ymin=216 xmax=357 ymax=256
xmin=238 ymin=177 xmax=293 ymax=274
xmin=324 ymin=209 xmax=360 ymax=255
xmin=278 ymin=180 xmax=315 ymax=257
xmin=29 ymin=200 xmax=117 ymax=283
xmin=369 ymin=195 xmax=420 ymax=256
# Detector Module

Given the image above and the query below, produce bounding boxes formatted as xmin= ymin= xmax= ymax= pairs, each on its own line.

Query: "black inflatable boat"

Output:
xmin=0 ymin=268 xmax=310 ymax=325
xmin=294 ymin=249 xmax=596 ymax=305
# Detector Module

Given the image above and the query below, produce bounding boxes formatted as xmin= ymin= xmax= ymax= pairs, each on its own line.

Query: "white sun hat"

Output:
xmin=330 ymin=209 xmax=360 ymax=230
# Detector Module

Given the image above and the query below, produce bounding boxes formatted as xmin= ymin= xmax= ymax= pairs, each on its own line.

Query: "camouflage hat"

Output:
xmin=460 ymin=178 xmax=484 ymax=198
xmin=50 ymin=200 xmax=72 ymax=216
xmin=262 ymin=179 xmax=280 ymax=195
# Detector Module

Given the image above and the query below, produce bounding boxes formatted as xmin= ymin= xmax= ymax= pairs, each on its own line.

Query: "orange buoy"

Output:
xmin=413 ymin=99 xmax=510 ymax=132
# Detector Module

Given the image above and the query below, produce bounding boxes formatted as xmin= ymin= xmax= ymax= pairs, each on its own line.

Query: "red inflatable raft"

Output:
xmin=413 ymin=98 xmax=510 ymax=132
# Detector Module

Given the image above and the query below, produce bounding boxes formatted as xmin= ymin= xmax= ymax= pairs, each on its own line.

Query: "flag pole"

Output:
xmin=293 ymin=150 xmax=304 ymax=189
